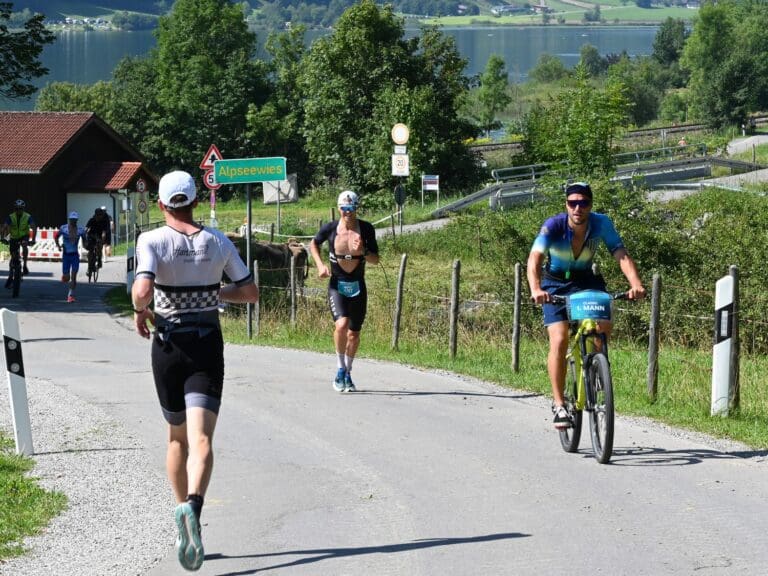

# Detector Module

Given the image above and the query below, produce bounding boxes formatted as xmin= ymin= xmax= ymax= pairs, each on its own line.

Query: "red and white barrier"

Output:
xmin=27 ymin=228 xmax=87 ymax=261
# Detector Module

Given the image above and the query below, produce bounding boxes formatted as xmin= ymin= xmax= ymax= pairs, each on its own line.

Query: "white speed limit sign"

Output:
xmin=136 ymin=178 xmax=146 ymax=193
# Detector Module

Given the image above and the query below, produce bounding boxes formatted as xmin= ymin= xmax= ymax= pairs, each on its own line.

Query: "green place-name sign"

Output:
xmin=214 ymin=157 xmax=287 ymax=184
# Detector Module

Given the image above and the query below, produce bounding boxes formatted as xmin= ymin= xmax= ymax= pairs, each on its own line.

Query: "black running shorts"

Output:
xmin=151 ymin=329 xmax=224 ymax=425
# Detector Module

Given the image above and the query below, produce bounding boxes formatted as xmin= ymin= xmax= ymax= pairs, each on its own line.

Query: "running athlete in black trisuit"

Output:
xmin=310 ymin=190 xmax=380 ymax=392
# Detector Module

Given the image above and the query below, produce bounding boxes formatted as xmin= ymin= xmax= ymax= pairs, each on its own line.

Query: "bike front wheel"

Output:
xmin=11 ymin=262 xmax=20 ymax=298
xmin=559 ymin=360 xmax=583 ymax=453
xmin=588 ymin=353 xmax=614 ymax=464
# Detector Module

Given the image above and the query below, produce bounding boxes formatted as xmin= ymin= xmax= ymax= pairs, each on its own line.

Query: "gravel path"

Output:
xmin=0 ymin=358 xmax=173 ymax=575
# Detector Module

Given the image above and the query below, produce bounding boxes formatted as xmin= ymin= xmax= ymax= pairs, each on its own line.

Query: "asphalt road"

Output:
xmin=2 ymin=257 xmax=768 ymax=575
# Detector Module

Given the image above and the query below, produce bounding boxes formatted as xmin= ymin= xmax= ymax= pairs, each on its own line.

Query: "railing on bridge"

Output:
xmin=613 ymin=143 xmax=708 ymax=167
xmin=490 ymin=163 xmax=550 ymax=183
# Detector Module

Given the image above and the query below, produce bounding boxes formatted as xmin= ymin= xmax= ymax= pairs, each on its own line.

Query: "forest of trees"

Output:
xmin=4 ymin=0 xmax=766 ymax=203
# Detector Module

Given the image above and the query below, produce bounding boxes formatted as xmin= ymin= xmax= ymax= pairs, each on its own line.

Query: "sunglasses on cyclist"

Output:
xmin=340 ymin=205 xmax=356 ymax=213
xmin=567 ymin=199 xmax=592 ymax=209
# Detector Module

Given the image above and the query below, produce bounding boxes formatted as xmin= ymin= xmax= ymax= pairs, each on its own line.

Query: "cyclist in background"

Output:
xmin=85 ymin=207 xmax=109 ymax=268
xmin=1 ymin=199 xmax=38 ymax=275
xmin=527 ymin=182 xmax=645 ymax=429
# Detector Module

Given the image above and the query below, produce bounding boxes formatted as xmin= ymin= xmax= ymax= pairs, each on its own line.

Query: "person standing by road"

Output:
xmin=1 ymin=199 xmax=38 ymax=276
xmin=309 ymin=190 xmax=380 ymax=392
xmin=527 ymin=182 xmax=645 ymax=428
xmin=54 ymin=211 xmax=86 ymax=303
xmin=131 ymin=170 xmax=258 ymax=572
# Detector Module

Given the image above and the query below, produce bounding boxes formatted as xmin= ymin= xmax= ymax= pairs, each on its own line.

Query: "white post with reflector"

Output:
xmin=126 ymin=246 xmax=135 ymax=295
xmin=711 ymin=275 xmax=734 ymax=416
xmin=1 ymin=308 xmax=33 ymax=455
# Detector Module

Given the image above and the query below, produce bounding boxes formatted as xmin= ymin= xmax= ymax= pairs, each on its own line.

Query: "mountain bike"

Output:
xmin=2 ymin=238 xmax=23 ymax=298
xmin=86 ymin=235 xmax=102 ymax=283
xmin=550 ymin=290 xmax=628 ymax=464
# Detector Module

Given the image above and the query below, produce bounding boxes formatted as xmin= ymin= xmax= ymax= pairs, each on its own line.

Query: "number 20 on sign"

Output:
xmin=392 ymin=153 xmax=409 ymax=176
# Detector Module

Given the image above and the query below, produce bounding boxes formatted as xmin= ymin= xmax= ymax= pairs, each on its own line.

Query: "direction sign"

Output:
xmin=200 ymin=144 xmax=224 ymax=169
xmin=203 ymin=169 xmax=221 ymax=190
xmin=213 ymin=157 xmax=287 ymax=184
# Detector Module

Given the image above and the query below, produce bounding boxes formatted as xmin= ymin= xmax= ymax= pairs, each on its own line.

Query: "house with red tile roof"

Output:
xmin=0 ymin=111 xmax=157 ymax=229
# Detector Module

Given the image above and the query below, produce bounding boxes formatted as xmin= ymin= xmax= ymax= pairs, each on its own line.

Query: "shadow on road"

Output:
xmin=207 ymin=532 xmax=530 ymax=575
xmin=358 ymin=389 xmax=541 ymax=400
xmin=601 ymin=445 xmax=768 ymax=466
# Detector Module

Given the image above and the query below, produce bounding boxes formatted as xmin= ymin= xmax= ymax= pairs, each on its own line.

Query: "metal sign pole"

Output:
xmin=246 ymin=183 xmax=253 ymax=340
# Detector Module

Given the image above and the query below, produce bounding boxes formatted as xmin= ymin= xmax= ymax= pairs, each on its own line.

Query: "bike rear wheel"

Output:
xmin=559 ymin=359 xmax=583 ymax=453
xmin=588 ymin=353 xmax=614 ymax=464
xmin=88 ymin=251 xmax=99 ymax=283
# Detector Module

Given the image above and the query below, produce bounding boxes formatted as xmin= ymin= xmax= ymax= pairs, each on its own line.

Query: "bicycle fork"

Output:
xmin=576 ymin=320 xmax=608 ymax=412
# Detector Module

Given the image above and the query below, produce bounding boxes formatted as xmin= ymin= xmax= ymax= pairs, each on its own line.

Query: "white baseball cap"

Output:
xmin=69 ymin=211 xmax=79 ymax=220
xmin=159 ymin=170 xmax=197 ymax=208
xmin=337 ymin=190 xmax=359 ymax=209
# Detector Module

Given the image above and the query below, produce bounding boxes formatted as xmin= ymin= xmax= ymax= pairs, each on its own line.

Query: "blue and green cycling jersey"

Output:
xmin=531 ymin=212 xmax=625 ymax=277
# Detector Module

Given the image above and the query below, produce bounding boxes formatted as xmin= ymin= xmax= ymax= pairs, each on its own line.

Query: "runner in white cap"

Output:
xmin=309 ymin=190 xmax=380 ymax=392
xmin=55 ymin=211 xmax=86 ymax=303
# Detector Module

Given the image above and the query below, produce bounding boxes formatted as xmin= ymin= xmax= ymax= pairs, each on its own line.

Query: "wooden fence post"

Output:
xmin=290 ymin=254 xmax=297 ymax=328
xmin=269 ymin=223 xmax=275 ymax=242
xmin=253 ymin=260 xmax=260 ymax=337
xmin=647 ymin=273 xmax=661 ymax=401
xmin=449 ymin=259 xmax=461 ymax=359
xmin=391 ymin=254 xmax=408 ymax=351
xmin=390 ymin=213 xmax=395 ymax=237
xmin=512 ymin=262 xmax=522 ymax=372
xmin=729 ymin=265 xmax=740 ymax=411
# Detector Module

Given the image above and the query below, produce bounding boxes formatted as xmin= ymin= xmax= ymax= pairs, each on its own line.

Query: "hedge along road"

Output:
xmin=1 ymin=257 xmax=768 ymax=576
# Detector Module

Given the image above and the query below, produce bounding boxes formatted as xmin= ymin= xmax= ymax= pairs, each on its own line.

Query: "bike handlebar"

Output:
xmin=548 ymin=291 xmax=630 ymax=305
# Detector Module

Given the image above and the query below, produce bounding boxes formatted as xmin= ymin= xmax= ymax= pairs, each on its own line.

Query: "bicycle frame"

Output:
xmin=567 ymin=318 xmax=609 ymax=412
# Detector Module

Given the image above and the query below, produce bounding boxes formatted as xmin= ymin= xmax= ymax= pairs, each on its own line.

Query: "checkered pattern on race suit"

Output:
xmin=153 ymin=283 xmax=220 ymax=316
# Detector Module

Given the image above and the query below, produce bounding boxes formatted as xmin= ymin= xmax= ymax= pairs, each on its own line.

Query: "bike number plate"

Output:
xmin=566 ymin=290 xmax=612 ymax=321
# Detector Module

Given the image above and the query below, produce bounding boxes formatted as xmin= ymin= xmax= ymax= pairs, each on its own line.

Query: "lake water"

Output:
xmin=2 ymin=25 xmax=658 ymax=111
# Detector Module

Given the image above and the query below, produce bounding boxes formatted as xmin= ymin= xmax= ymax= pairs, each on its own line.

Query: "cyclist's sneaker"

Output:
xmin=553 ymin=404 xmax=571 ymax=429
xmin=66 ymin=295 xmax=76 ymax=303
xmin=22 ymin=265 xmax=29 ymax=276
xmin=333 ymin=368 xmax=346 ymax=392
xmin=343 ymin=372 xmax=356 ymax=392
xmin=174 ymin=502 xmax=204 ymax=571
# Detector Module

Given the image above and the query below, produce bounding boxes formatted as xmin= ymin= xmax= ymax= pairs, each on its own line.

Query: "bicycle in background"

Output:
xmin=86 ymin=234 xmax=102 ymax=283
xmin=2 ymin=237 xmax=23 ymax=297
xmin=550 ymin=290 xmax=629 ymax=464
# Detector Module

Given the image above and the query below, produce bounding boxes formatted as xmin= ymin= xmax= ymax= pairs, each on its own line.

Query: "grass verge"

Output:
xmin=0 ymin=435 xmax=67 ymax=561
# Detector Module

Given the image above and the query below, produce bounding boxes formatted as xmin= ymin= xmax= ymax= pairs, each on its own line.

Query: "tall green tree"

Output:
xmin=522 ymin=65 xmax=629 ymax=178
xmin=299 ymin=0 xmax=481 ymax=196
xmin=476 ymin=54 xmax=511 ymax=136
xmin=681 ymin=0 xmax=768 ymax=128
xmin=0 ymin=2 xmax=54 ymax=100
xmin=653 ymin=17 xmax=687 ymax=67
xmin=36 ymin=81 xmax=115 ymax=121
xmin=149 ymin=0 xmax=270 ymax=173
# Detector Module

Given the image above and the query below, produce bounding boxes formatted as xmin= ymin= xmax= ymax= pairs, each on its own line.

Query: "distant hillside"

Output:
xmin=11 ymin=1 xmax=164 ymax=18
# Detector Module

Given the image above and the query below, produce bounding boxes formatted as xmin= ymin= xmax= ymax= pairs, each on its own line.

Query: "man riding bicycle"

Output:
xmin=527 ymin=182 xmax=645 ymax=429
xmin=85 ymin=207 xmax=109 ymax=268
xmin=1 ymin=199 xmax=38 ymax=275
